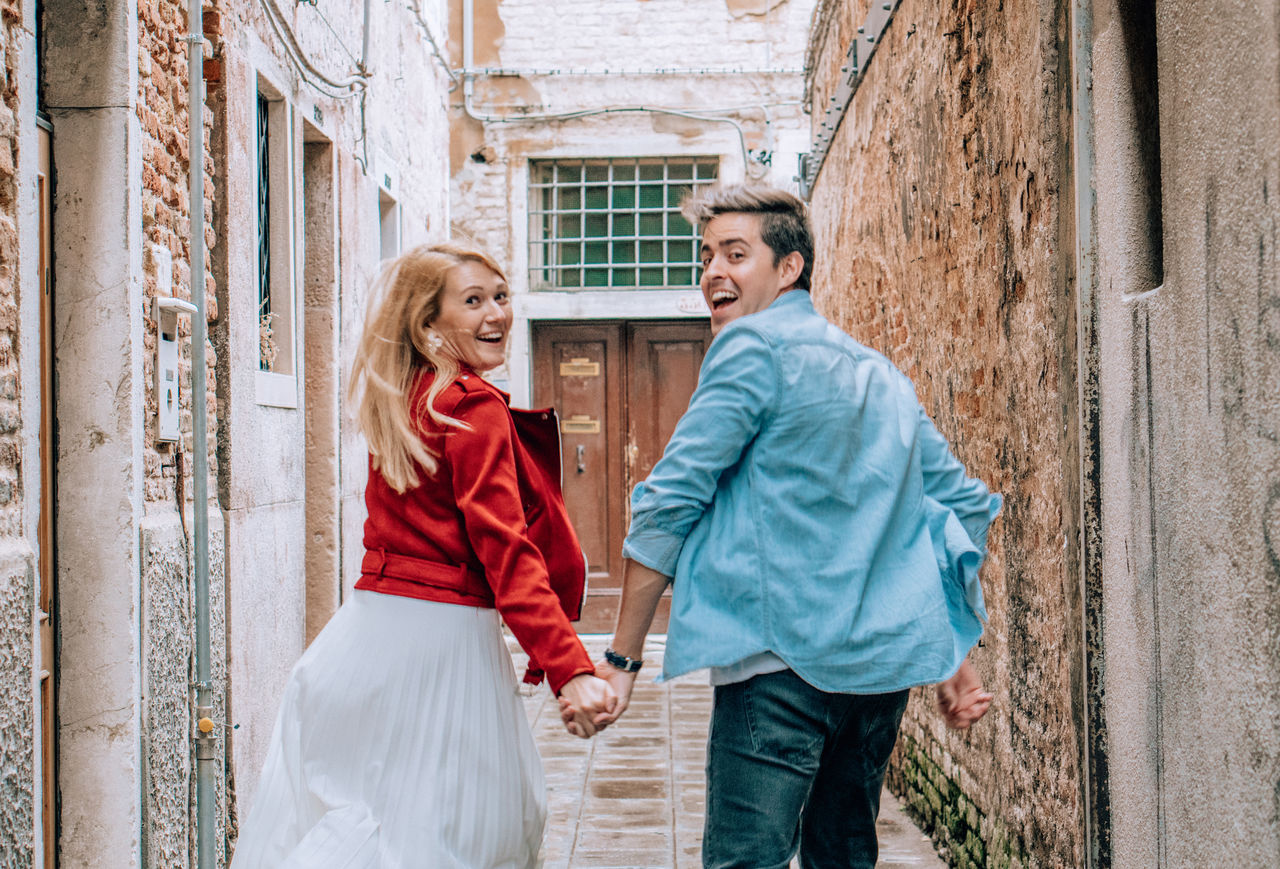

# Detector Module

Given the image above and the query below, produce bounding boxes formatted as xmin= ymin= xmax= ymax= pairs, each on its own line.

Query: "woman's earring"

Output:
xmin=426 ymin=330 xmax=444 ymax=352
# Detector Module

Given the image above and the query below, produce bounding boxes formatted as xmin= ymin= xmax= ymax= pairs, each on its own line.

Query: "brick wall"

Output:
xmin=0 ymin=0 xmax=21 ymax=538
xmin=139 ymin=0 xmax=219 ymax=510
xmin=806 ymin=1 xmax=1083 ymax=865
xmin=0 ymin=2 xmax=35 ymax=865
xmin=449 ymin=0 xmax=814 ymax=266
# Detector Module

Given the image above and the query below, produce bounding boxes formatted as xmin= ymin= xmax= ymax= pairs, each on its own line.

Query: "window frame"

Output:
xmin=527 ymin=156 xmax=719 ymax=292
xmin=253 ymin=76 xmax=299 ymax=408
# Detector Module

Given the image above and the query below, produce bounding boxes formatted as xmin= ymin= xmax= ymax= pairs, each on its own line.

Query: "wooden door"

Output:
xmin=532 ymin=319 xmax=712 ymax=633
xmin=37 ymin=120 xmax=57 ymax=869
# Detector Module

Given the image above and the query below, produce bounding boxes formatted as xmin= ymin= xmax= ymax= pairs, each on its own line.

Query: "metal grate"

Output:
xmin=529 ymin=157 xmax=718 ymax=290
xmin=256 ymin=93 xmax=272 ymax=368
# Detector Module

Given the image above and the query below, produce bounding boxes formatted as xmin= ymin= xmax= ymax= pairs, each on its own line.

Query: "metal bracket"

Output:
xmin=799 ymin=0 xmax=902 ymax=199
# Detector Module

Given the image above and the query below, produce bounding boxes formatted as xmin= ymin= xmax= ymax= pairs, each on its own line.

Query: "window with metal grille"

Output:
xmin=256 ymin=92 xmax=273 ymax=370
xmin=529 ymin=157 xmax=718 ymax=290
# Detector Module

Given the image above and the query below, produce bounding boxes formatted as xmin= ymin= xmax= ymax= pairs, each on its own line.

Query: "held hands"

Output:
xmin=935 ymin=657 xmax=993 ymax=729
xmin=557 ymin=673 xmax=618 ymax=740
xmin=559 ymin=659 xmax=638 ymax=738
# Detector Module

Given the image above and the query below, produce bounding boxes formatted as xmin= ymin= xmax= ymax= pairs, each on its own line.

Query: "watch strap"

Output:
xmin=604 ymin=647 xmax=643 ymax=673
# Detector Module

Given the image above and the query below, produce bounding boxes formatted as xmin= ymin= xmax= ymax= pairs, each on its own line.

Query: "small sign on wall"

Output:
xmin=678 ymin=294 xmax=708 ymax=314
xmin=561 ymin=414 xmax=601 ymax=434
xmin=560 ymin=357 xmax=601 ymax=377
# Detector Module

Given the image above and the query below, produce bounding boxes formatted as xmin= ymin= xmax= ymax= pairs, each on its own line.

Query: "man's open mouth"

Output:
xmin=710 ymin=290 xmax=738 ymax=311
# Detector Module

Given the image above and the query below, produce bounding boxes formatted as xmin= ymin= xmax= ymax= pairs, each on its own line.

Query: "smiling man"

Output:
xmin=589 ymin=185 xmax=1003 ymax=869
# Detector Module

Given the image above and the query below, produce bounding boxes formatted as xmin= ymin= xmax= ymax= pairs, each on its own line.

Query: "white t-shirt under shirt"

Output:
xmin=710 ymin=650 xmax=790 ymax=687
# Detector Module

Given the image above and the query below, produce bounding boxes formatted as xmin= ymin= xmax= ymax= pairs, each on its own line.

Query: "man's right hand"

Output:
xmin=935 ymin=657 xmax=993 ymax=729
xmin=561 ymin=659 xmax=637 ymax=732
xmin=558 ymin=673 xmax=617 ymax=739
xmin=592 ymin=659 xmax=638 ymax=726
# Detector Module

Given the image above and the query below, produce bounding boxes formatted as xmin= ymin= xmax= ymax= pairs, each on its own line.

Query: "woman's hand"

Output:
xmin=558 ymin=674 xmax=617 ymax=739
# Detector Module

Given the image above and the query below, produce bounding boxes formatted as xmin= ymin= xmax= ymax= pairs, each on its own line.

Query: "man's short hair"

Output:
xmin=682 ymin=184 xmax=814 ymax=291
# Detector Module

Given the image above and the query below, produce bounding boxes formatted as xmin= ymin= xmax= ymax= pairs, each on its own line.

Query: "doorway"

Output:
xmin=531 ymin=319 xmax=713 ymax=633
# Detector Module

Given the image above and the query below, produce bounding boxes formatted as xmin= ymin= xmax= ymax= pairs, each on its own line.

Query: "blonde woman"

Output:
xmin=230 ymin=243 xmax=615 ymax=869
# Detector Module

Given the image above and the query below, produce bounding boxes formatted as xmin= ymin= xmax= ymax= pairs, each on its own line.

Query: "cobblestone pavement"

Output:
xmin=512 ymin=635 xmax=945 ymax=869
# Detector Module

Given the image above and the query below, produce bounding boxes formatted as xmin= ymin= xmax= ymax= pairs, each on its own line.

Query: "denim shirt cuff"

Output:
xmin=621 ymin=529 xmax=682 ymax=578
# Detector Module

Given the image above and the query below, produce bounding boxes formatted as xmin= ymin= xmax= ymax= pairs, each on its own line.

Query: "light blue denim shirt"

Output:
xmin=622 ymin=290 xmax=1002 ymax=693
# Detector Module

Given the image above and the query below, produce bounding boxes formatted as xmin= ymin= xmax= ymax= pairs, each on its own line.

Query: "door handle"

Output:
xmin=576 ymin=444 xmax=586 ymax=474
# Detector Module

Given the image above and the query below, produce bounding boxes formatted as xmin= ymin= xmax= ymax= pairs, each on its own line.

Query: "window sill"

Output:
xmin=256 ymin=369 xmax=298 ymax=408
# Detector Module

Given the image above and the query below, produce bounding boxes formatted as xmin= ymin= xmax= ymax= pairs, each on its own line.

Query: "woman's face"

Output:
xmin=429 ymin=261 xmax=513 ymax=372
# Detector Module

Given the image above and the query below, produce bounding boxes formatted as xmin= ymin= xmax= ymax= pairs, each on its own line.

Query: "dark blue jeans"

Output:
xmin=703 ymin=669 xmax=909 ymax=869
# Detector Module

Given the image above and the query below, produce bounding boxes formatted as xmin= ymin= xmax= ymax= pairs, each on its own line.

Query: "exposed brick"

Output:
xmin=808 ymin=2 xmax=1082 ymax=866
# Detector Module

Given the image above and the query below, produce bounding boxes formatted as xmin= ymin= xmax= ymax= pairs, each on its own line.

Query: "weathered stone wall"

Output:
xmin=449 ymin=0 xmax=816 ymax=403
xmin=450 ymin=0 xmax=813 ymax=268
xmin=0 ymin=1 xmax=33 ymax=859
xmin=0 ymin=0 xmax=21 ymax=540
xmin=806 ymin=1 xmax=1083 ymax=865
xmin=139 ymin=0 xmax=219 ymax=509
xmin=205 ymin=0 xmax=453 ymax=832
xmin=1088 ymin=1 xmax=1280 ymax=864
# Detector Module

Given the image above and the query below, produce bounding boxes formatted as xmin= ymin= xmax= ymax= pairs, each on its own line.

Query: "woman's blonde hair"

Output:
xmin=348 ymin=242 xmax=507 ymax=493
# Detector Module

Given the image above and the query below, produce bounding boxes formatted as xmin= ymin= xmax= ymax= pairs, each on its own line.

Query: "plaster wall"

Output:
xmin=43 ymin=1 xmax=149 ymax=860
xmin=207 ymin=0 xmax=452 ymax=820
xmin=805 ymin=1 xmax=1083 ymax=864
xmin=448 ymin=0 xmax=814 ymax=404
xmin=1091 ymin=1 xmax=1280 ymax=863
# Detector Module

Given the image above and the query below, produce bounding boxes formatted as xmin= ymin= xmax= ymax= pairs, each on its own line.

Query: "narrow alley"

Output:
xmin=517 ymin=636 xmax=945 ymax=869
xmin=1 ymin=0 xmax=1277 ymax=866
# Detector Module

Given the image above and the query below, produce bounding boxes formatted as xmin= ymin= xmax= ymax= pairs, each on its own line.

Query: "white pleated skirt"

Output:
xmin=229 ymin=590 xmax=546 ymax=869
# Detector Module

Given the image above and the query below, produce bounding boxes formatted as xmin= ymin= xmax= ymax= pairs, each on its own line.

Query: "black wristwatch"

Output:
xmin=604 ymin=647 xmax=644 ymax=673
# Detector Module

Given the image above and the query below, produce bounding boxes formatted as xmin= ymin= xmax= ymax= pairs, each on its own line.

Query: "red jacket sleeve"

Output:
xmin=445 ymin=390 xmax=593 ymax=694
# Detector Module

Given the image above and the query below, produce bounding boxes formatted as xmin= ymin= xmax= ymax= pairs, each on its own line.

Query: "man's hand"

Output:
xmin=594 ymin=659 xmax=639 ymax=726
xmin=935 ymin=657 xmax=993 ymax=729
xmin=559 ymin=659 xmax=637 ymax=734
xmin=558 ymin=673 xmax=617 ymax=739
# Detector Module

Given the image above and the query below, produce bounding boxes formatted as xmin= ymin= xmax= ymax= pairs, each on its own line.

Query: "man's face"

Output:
xmin=698 ymin=213 xmax=798 ymax=335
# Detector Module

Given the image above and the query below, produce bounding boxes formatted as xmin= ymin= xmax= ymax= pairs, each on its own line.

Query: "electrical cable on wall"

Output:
xmin=410 ymin=0 xmax=461 ymax=89
xmin=257 ymin=0 xmax=368 ymax=98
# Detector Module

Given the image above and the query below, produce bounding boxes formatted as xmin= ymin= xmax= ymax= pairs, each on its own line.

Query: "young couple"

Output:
xmin=230 ymin=184 xmax=1000 ymax=869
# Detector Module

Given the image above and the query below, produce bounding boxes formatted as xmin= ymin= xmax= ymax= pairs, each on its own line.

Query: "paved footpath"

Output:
xmin=512 ymin=635 xmax=945 ymax=869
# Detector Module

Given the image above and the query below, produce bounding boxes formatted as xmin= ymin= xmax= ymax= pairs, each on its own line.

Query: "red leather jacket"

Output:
xmin=355 ymin=369 xmax=592 ymax=694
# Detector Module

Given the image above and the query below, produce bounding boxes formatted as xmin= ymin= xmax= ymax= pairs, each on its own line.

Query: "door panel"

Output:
xmin=531 ymin=324 xmax=624 ymax=588
xmin=532 ymin=319 xmax=712 ymax=634
xmin=626 ymin=322 xmax=713 ymax=489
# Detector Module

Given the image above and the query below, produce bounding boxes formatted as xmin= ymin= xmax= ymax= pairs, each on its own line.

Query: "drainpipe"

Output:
xmin=184 ymin=0 xmax=216 ymax=866
xmin=463 ymin=0 xmax=475 ymax=112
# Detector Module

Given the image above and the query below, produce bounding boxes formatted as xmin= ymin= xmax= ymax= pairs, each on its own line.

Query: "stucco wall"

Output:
xmin=805 ymin=1 xmax=1083 ymax=865
xmin=1090 ymin=1 xmax=1280 ymax=864
xmin=140 ymin=516 xmax=228 ymax=867
xmin=206 ymin=0 xmax=453 ymax=826
xmin=0 ymin=546 xmax=34 ymax=868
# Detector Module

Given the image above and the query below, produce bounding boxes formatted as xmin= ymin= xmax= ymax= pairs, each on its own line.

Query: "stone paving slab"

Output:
xmin=512 ymin=635 xmax=944 ymax=869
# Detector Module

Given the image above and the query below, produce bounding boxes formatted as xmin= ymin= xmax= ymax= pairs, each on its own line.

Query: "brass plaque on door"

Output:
xmin=559 ymin=357 xmax=600 ymax=377
xmin=561 ymin=414 xmax=601 ymax=434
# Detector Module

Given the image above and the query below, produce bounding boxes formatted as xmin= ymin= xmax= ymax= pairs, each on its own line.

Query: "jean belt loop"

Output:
xmin=375 ymin=548 xmax=388 ymax=578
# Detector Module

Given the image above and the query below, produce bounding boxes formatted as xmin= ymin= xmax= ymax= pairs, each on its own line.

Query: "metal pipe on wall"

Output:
xmin=184 ymin=0 xmax=216 ymax=865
